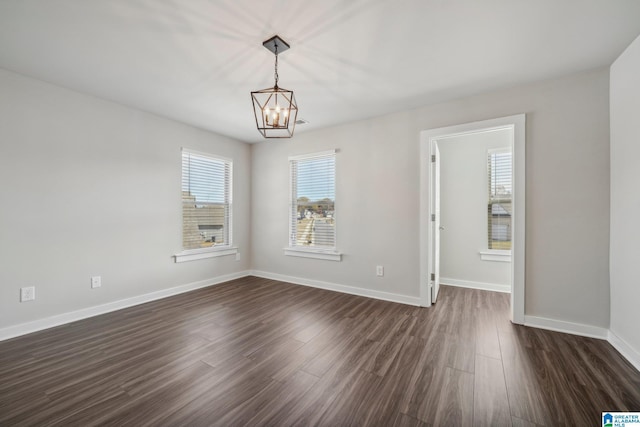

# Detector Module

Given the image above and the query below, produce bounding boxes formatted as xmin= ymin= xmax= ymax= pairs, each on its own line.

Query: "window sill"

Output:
xmin=174 ymin=247 xmax=238 ymax=263
xmin=479 ymin=250 xmax=511 ymax=262
xmin=284 ymin=247 xmax=342 ymax=262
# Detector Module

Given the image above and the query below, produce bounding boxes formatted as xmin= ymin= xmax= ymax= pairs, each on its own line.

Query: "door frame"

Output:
xmin=419 ymin=114 xmax=525 ymax=324
xmin=431 ymin=142 xmax=441 ymax=303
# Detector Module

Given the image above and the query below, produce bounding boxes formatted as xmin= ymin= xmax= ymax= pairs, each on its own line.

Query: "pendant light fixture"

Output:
xmin=251 ymin=35 xmax=298 ymax=138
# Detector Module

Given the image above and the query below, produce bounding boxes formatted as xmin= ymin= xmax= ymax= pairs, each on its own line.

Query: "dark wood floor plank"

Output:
xmin=268 ymin=317 xmax=360 ymax=382
xmin=265 ymin=334 xmax=382 ymax=426
xmin=534 ymin=347 xmax=596 ymax=426
xmin=122 ymin=343 xmax=234 ymax=398
xmin=312 ymin=368 xmax=383 ymax=426
xmin=315 ymin=334 xmax=424 ymax=426
xmin=241 ymin=370 xmax=320 ymax=426
xmin=359 ymin=334 xmax=427 ymax=426
xmin=432 ymin=367 xmax=475 ymax=427
xmin=155 ymin=370 xmax=274 ymax=426
xmin=574 ymin=335 xmax=640 ymax=408
xmin=473 ymin=354 xmax=511 ymax=427
xmin=445 ymin=333 xmax=476 ymax=373
xmin=0 ymin=389 xmax=50 ymax=424
xmin=498 ymin=329 xmax=554 ymax=425
xmin=391 ymin=412 xmax=433 ymax=427
xmin=511 ymin=415 xmax=541 ymax=427
xmin=86 ymin=361 xmax=220 ymax=426
xmin=54 ymin=392 xmax=134 ymax=427
xmin=6 ymin=376 xmax=126 ymax=426
xmin=362 ymin=314 xmax=417 ymax=377
xmin=51 ymin=334 xmax=212 ymax=397
xmin=299 ymin=317 xmax=367 ymax=377
xmin=475 ymin=307 xmax=502 ymax=360
xmin=0 ymin=280 xmax=638 ymax=426
xmin=399 ymin=330 xmax=460 ymax=424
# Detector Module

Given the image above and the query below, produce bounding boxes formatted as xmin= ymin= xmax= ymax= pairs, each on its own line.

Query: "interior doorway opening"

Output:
xmin=419 ymin=115 xmax=525 ymax=324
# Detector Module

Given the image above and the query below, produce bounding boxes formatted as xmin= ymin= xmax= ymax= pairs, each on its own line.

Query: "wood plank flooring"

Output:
xmin=1 ymin=276 xmax=639 ymax=426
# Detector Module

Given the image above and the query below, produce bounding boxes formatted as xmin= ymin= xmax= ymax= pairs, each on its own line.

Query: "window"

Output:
xmin=487 ymin=149 xmax=512 ymax=251
xmin=287 ymin=150 xmax=339 ymax=260
xmin=178 ymin=149 xmax=233 ymax=260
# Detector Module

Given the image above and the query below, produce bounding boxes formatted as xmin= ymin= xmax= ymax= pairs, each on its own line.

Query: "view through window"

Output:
xmin=289 ymin=151 xmax=336 ymax=249
xmin=487 ymin=150 xmax=512 ymax=250
xmin=181 ymin=150 xmax=232 ymax=250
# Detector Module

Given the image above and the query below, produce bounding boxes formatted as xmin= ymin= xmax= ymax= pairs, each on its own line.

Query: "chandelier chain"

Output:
xmin=274 ymin=43 xmax=279 ymax=87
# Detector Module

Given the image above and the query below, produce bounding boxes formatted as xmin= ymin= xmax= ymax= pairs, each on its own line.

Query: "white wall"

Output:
xmin=610 ymin=35 xmax=640 ymax=359
xmin=0 ymin=65 xmax=613 ymax=334
xmin=439 ymin=129 xmax=511 ymax=289
xmin=252 ymin=68 xmax=610 ymax=328
xmin=0 ymin=69 xmax=251 ymax=330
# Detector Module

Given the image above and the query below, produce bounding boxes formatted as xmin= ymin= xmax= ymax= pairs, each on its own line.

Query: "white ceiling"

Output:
xmin=1 ymin=1 xmax=639 ymax=143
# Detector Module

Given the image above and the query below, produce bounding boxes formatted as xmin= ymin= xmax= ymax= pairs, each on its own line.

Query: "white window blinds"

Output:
xmin=289 ymin=151 xmax=336 ymax=249
xmin=487 ymin=150 xmax=512 ymax=250
xmin=181 ymin=150 xmax=232 ymax=250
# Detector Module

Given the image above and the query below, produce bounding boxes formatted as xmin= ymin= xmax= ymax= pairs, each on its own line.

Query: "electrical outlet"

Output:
xmin=20 ymin=286 xmax=36 ymax=302
xmin=376 ymin=265 xmax=384 ymax=277
xmin=91 ymin=276 xmax=102 ymax=288
xmin=235 ymin=252 xmax=241 ymax=262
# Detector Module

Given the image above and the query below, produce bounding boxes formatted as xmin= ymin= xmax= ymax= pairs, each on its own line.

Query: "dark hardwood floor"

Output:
xmin=1 ymin=276 xmax=639 ymax=426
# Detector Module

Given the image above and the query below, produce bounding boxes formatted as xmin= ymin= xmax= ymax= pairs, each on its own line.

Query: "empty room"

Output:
xmin=1 ymin=1 xmax=640 ymax=426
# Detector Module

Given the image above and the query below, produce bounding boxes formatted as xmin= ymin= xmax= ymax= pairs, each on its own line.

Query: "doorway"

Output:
xmin=419 ymin=115 xmax=525 ymax=324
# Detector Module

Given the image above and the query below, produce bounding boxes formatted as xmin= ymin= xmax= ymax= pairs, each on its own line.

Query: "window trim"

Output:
xmin=174 ymin=246 xmax=238 ymax=263
xmin=284 ymin=247 xmax=342 ymax=261
xmin=174 ymin=148 xmax=233 ymax=263
xmin=285 ymin=149 xmax=341 ymax=260
xmin=479 ymin=249 xmax=511 ymax=262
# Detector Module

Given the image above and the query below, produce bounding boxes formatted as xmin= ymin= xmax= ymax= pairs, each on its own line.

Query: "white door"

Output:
xmin=432 ymin=143 xmax=441 ymax=303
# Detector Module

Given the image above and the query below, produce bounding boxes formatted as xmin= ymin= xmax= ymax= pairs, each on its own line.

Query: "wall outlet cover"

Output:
xmin=20 ymin=286 xmax=36 ymax=302
xmin=91 ymin=276 xmax=102 ymax=288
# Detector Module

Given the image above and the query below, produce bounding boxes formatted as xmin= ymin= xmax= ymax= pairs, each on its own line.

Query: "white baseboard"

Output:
xmin=3 ymin=269 xmax=638 ymax=374
xmin=524 ymin=316 xmax=640 ymax=373
xmin=0 ymin=270 xmax=252 ymax=342
xmin=250 ymin=270 xmax=422 ymax=306
xmin=608 ymin=330 xmax=640 ymax=372
xmin=440 ymin=277 xmax=510 ymax=293
xmin=524 ymin=315 xmax=609 ymax=340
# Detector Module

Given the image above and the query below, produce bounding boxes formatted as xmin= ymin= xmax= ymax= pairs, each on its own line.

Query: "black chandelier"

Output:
xmin=251 ymin=35 xmax=298 ymax=138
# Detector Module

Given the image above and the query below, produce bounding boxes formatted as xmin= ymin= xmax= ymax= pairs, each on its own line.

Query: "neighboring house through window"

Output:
xmin=181 ymin=149 xmax=232 ymax=251
xmin=288 ymin=150 xmax=337 ymax=252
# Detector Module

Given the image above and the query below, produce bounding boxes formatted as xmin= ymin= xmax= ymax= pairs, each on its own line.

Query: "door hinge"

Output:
xmin=431 ymin=154 xmax=436 ymax=162
xmin=431 ymin=214 xmax=435 ymax=221
xmin=430 ymin=273 xmax=435 ymax=281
